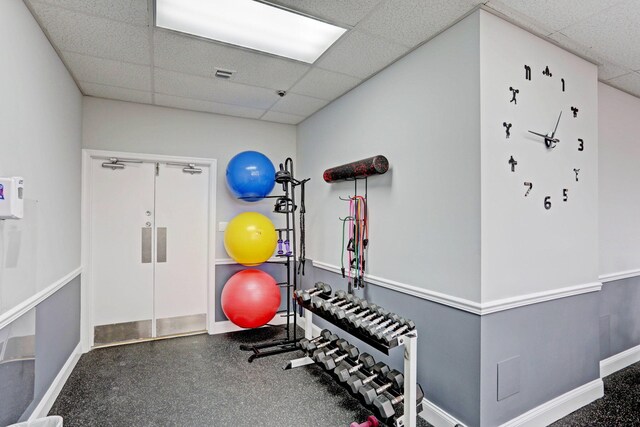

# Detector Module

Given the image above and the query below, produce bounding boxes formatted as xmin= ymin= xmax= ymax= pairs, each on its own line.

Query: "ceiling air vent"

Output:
xmin=215 ymin=69 xmax=235 ymax=79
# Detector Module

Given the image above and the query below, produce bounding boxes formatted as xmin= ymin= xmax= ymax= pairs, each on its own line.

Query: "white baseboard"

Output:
xmin=29 ymin=342 xmax=82 ymax=420
xmin=420 ymin=399 xmax=466 ymax=427
xmin=499 ymin=378 xmax=603 ymax=427
xmin=600 ymin=344 xmax=640 ymax=377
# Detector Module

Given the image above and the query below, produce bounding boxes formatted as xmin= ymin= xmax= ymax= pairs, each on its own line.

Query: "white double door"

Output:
xmin=90 ymin=158 xmax=210 ymax=346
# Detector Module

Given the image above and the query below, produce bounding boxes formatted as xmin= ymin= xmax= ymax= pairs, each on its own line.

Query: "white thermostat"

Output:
xmin=0 ymin=177 xmax=24 ymax=219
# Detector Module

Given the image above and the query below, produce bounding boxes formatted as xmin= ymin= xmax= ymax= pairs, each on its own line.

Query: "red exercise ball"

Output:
xmin=221 ymin=269 xmax=281 ymax=328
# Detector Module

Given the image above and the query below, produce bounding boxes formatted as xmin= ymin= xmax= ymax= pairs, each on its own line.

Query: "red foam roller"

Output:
xmin=323 ymin=155 xmax=389 ymax=183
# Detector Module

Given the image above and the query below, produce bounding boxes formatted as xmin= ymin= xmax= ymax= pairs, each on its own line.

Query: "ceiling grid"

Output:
xmin=22 ymin=0 xmax=640 ymax=124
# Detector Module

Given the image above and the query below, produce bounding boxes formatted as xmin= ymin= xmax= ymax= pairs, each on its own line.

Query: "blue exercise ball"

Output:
xmin=226 ymin=151 xmax=276 ymax=202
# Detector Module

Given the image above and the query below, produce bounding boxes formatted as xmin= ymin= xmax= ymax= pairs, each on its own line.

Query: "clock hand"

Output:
xmin=528 ymin=130 xmax=549 ymax=139
xmin=551 ymin=110 xmax=562 ymax=138
xmin=528 ymin=130 xmax=559 ymax=149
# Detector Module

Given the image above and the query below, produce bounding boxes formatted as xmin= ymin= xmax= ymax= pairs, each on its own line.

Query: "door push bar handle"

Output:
xmin=141 ymin=228 xmax=152 ymax=263
xmin=157 ymin=227 xmax=167 ymax=263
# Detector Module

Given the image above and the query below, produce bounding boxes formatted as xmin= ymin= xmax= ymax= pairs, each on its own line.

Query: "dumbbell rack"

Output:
xmin=239 ymin=158 xmax=310 ymax=362
xmin=292 ymin=298 xmax=419 ymax=427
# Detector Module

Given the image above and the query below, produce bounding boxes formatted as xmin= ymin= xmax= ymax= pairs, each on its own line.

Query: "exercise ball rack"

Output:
xmin=240 ymin=157 xmax=310 ymax=362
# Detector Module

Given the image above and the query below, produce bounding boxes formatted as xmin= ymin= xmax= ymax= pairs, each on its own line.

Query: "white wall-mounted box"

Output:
xmin=0 ymin=177 xmax=24 ymax=219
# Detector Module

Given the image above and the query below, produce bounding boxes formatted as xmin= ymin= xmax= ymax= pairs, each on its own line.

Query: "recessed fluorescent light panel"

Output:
xmin=155 ymin=0 xmax=347 ymax=63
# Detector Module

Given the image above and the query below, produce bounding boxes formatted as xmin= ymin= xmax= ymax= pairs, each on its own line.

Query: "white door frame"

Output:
xmin=81 ymin=149 xmax=217 ymax=353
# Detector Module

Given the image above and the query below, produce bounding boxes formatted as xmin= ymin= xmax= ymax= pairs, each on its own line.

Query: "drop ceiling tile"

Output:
xmin=80 ymin=81 xmax=152 ymax=104
xmin=316 ymin=30 xmax=409 ymax=79
xmin=62 ymin=51 xmax=151 ymax=91
xmin=154 ymin=68 xmax=279 ymax=110
xmin=486 ymin=0 xmax=625 ymax=33
xmin=154 ymin=30 xmax=310 ymax=91
xmin=290 ymin=68 xmax=362 ymax=100
xmin=267 ymin=0 xmax=383 ymax=27
xmin=261 ymin=111 xmax=307 ymax=125
xmin=560 ymin=1 xmax=640 ymax=70
xmin=27 ymin=0 xmax=148 ymax=27
xmin=606 ymin=72 xmax=640 ymax=97
xmin=270 ymin=93 xmax=328 ymax=116
xmin=548 ymin=32 xmax=612 ymax=73
xmin=599 ymin=62 xmax=632 ymax=81
xmin=154 ymin=94 xmax=265 ymax=119
xmin=29 ymin=1 xmax=150 ymax=65
xmin=485 ymin=1 xmax=558 ymax=36
xmin=357 ymin=0 xmax=481 ymax=48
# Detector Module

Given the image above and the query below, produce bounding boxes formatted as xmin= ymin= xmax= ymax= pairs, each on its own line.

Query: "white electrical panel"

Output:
xmin=0 ymin=177 xmax=24 ymax=219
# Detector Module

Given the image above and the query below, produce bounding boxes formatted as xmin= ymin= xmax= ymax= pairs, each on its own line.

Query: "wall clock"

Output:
xmin=502 ymin=64 xmax=585 ymax=212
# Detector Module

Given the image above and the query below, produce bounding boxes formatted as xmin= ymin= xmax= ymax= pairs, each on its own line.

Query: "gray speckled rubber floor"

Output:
xmin=49 ymin=326 xmax=431 ymax=427
xmin=551 ymin=361 xmax=640 ymax=427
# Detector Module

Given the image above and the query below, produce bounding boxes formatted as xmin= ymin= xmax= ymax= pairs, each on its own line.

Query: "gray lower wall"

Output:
xmin=35 ymin=276 xmax=81 ymax=400
xmin=215 ymin=263 xmax=290 ymax=322
xmin=303 ymin=264 xmax=613 ymax=427
xmin=479 ymin=292 xmax=601 ymax=426
xmin=0 ymin=275 xmax=81 ymax=425
xmin=0 ymin=309 xmax=36 ymax=426
xmin=599 ymin=276 xmax=640 ymax=360
xmin=303 ymin=263 xmax=481 ymax=427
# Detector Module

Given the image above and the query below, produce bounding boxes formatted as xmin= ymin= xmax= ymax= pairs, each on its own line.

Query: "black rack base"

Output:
xmin=239 ymin=338 xmax=301 ymax=362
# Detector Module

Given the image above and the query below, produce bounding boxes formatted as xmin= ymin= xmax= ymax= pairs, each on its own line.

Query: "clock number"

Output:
xmin=571 ymin=106 xmax=579 ymax=118
xmin=578 ymin=138 xmax=584 ymax=151
xmin=544 ymin=196 xmax=552 ymax=210
xmin=543 ymin=66 xmax=552 ymax=77
xmin=524 ymin=182 xmax=533 ymax=197
xmin=561 ymin=78 xmax=565 ymax=92
xmin=503 ymin=122 xmax=512 ymax=138
xmin=509 ymin=87 xmax=519 ymax=104
xmin=524 ymin=65 xmax=531 ymax=80
xmin=563 ymin=189 xmax=568 ymax=202
xmin=509 ymin=156 xmax=518 ymax=172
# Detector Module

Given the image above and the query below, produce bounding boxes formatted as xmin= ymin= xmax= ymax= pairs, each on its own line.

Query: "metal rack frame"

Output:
xmin=240 ymin=158 xmax=310 ymax=362
xmin=288 ymin=306 xmax=420 ymax=427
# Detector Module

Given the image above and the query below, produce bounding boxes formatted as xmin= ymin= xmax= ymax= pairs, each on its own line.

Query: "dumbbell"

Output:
xmin=334 ymin=353 xmax=376 ymax=382
xmin=359 ymin=369 xmax=405 ymax=405
xmin=327 ymin=294 xmax=359 ymax=315
xmin=296 ymin=282 xmax=332 ymax=303
xmin=311 ymin=338 xmax=349 ymax=362
xmin=364 ymin=314 xmax=409 ymax=337
xmin=373 ymin=383 xmax=425 ymax=420
xmin=376 ymin=319 xmax=416 ymax=346
xmin=360 ymin=313 xmax=400 ymax=337
xmin=350 ymin=415 xmax=379 ymax=427
xmin=350 ymin=308 xmax=389 ymax=330
xmin=298 ymin=329 xmax=331 ymax=351
xmin=306 ymin=333 xmax=339 ymax=353
xmin=371 ymin=317 xmax=415 ymax=342
xmin=324 ymin=289 xmax=348 ymax=304
xmin=345 ymin=305 xmax=386 ymax=328
xmin=346 ymin=362 xmax=390 ymax=394
xmin=319 ymin=344 xmax=360 ymax=370
xmin=334 ymin=298 xmax=370 ymax=322
xmin=311 ymin=290 xmax=347 ymax=310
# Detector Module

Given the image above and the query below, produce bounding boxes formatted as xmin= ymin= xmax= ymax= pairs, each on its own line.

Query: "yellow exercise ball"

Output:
xmin=224 ymin=212 xmax=277 ymax=266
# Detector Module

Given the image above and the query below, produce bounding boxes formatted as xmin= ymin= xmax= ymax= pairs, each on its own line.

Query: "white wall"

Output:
xmin=82 ymin=97 xmax=297 ymax=255
xmin=479 ymin=11 xmax=599 ymax=302
xmin=297 ymin=13 xmax=482 ymax=302
xmin=599 ymin=82 xmax=640 ymax=277
xmin=0 ymin=0 xmax=82 ymax=316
